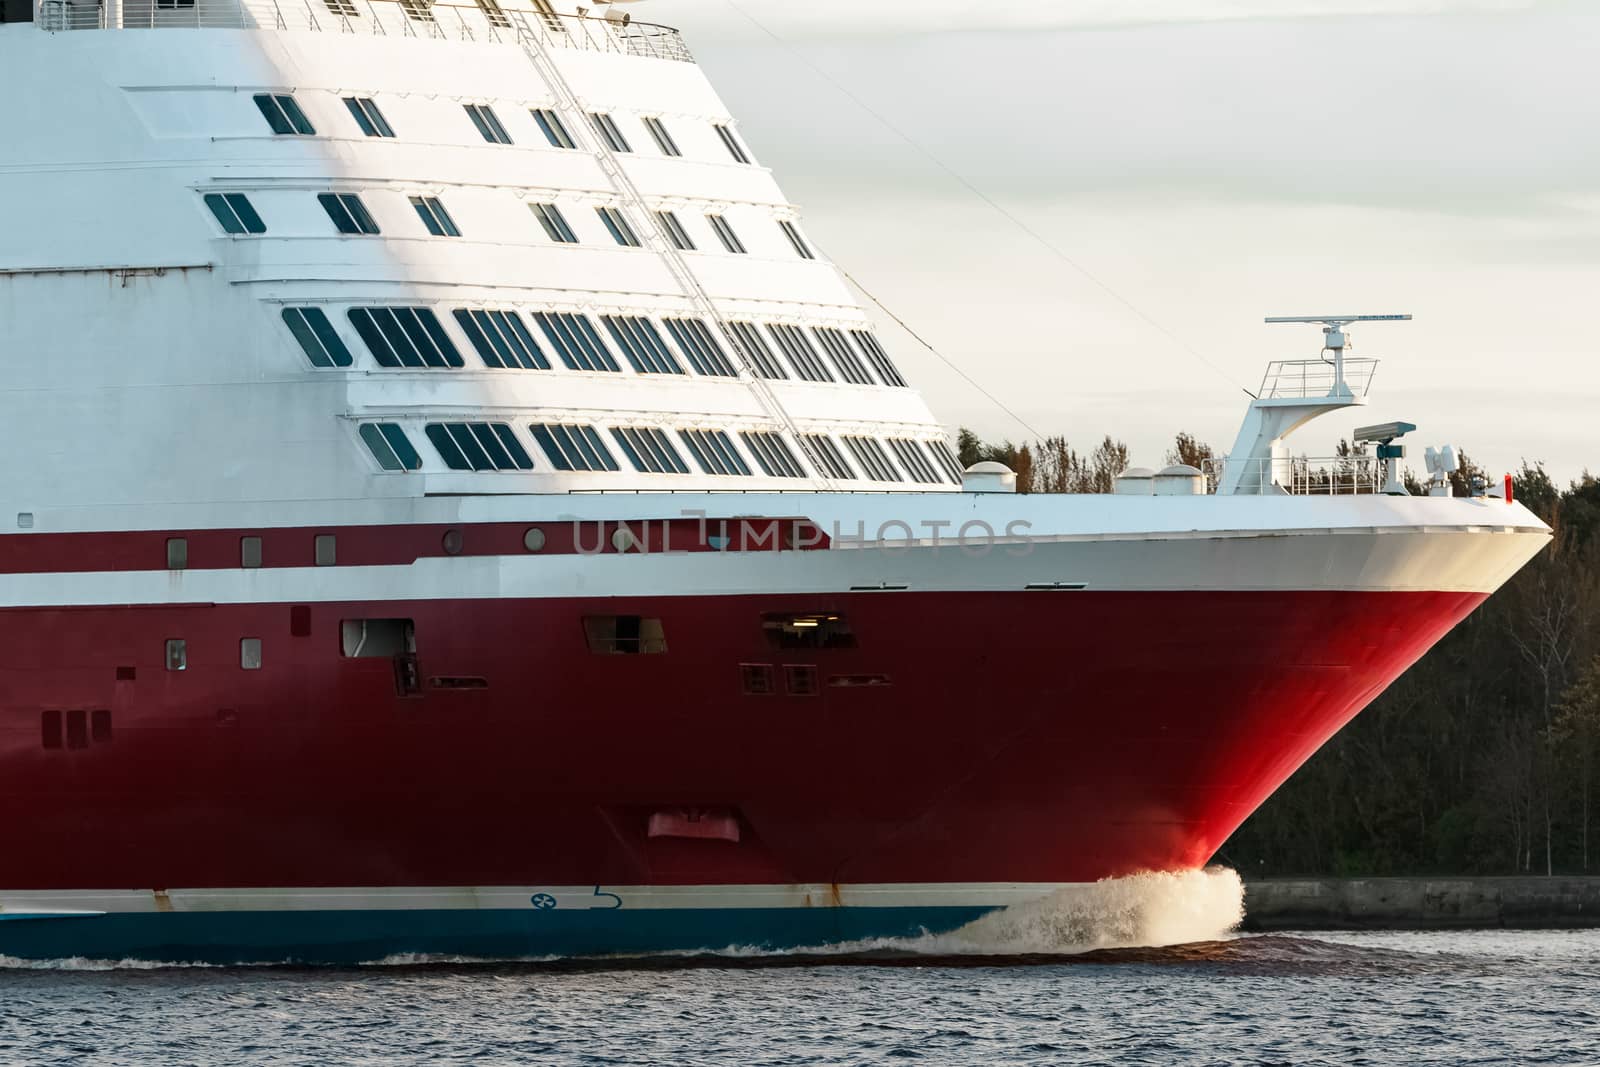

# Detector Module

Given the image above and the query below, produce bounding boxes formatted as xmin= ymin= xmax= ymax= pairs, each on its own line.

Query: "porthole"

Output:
xmin=612 ymin=528 xmax=637 ymax=552
xmin=523 ymin=527 xmax=546 ymax=552
xmin=442 ymin=528 xmax=463 ymax=555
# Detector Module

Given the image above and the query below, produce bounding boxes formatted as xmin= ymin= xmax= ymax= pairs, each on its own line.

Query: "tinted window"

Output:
xmin=282 ymin=307 xmax=354 ymax=368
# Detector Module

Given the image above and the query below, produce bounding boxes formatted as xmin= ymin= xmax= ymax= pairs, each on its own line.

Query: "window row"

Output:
xmin=281 ymin=305 xmax=909 ymax=387
xmin=359 ymin=420 xmax=963 ymax=485
xmin=251 ymin=90 xmax=755 ymax=166
xmin=204 ymin=189 xmax=814 ymax=259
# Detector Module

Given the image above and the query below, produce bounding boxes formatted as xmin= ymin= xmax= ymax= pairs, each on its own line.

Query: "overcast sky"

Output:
xmin=647 ymin=0 xmax=1598 ymax=482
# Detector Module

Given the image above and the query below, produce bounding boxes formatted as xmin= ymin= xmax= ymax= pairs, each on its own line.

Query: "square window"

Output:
xmin=166 ymin=537 xmax=188 ymax=570
xmin=65 ymin=709 xmax=89 ymax=750
xmin=165 ymin=639 xmax=187 ymax=671
xmin=785 ymin=664 xmax=820 ymax=696
xmin=241 ymin=535 xmax=263 ymax=568
xmin=40 ymin=710 xmax=62 ymax=750
xmin=315 ymin=534 xmax=337 ymax=566
xmin=240 ymin=638 xmax=263 ymax=670
xmin=583 ymin=615 xmax=667 ymax=654
xmin=740 ymin=663 xmax=775 ymax=696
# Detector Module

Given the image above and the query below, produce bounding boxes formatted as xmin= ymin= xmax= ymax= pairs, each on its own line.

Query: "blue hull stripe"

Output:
xmin=0 ymin=906 xmax=998 ymax=965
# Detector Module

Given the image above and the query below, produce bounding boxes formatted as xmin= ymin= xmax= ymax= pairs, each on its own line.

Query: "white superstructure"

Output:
xmin=0 ymin=0 xmax=958 ymax=509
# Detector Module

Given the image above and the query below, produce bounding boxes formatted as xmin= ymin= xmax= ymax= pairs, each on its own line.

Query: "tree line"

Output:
xmin=960 ymin=427 xmax=1600 ymax=875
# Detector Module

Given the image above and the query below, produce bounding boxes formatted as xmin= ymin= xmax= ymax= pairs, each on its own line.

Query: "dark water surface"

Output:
xmin=3 ymin=930 xmax=1597 ymax=1065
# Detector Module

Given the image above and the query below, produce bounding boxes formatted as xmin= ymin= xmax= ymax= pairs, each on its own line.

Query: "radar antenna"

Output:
xmin=1264 ymin=314 xmax=1411 ymax=398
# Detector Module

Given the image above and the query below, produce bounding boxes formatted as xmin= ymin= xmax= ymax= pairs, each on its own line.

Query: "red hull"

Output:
xmin=0 ymin=588 xmax=1483 ymax=890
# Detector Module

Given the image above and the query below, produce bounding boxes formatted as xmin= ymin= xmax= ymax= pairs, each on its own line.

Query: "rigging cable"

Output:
xmin=715 ymin=0 xmax=1257 ymax=406
xmin=839 ymin=265 xmax=1046 ymax=442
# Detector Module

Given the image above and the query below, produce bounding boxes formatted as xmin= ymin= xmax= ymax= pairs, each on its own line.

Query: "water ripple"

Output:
xmin=3 ymin=930 xmax=1600 ymax=1064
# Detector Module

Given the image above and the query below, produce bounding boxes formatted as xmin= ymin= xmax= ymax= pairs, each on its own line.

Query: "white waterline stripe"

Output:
xmin=0 ymin=883 xmax=1070 ymax=914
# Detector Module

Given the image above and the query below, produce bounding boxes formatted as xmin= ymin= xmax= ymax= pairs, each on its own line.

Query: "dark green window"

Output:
xmin=798 ymin=434 xmax=857 ymax=480
xmin=204 ymin=193 xmax=265 ymax=235
xmin=642 ymin=116 xmax=680 ymax=157
xmin=410 ymin=195 xmax=460 ymax=237
xmin=533 ymin=312 xmax=618 ymax=372
xmin=842 ymin=436 xmax=902 ymax=482
xmin=282 ymin=307 xmax=353 ymax=368
xmin=426 ymin=422 xmax=533 ymax=472
xmin=726 ymin=321 xmax=786 ymax=380
xmin=360 ymin=423 xmax=422 ymax=471
xmin=254 ymin=93 xmax=315 ymax=136
xmin=595 ymin=206 xmax=640 ymax=247
xmin=662 ymin=318 xmax=736 ymax=377
xmin=706 ymin=213 xmax=746 ymax=254
xmin=464 ymin=103 xmax=512 ymax=144
xmin=740 ymin=431 xmax=806 ymax=478
xmin=849 ymin=329 xmax=908 ymax=387
xmin=714 ymin=123 xmax=751 ymax=164
xmin=655 ymin=210 xmax=694 ymax=251
xmin=348 ymin=307 xmax=462 ymax=368
xmin=601 ymin=315 xmax=681 ymax=375
xmin=610 ymin=426 xmax=689 ymax=475
xmin=767 ymin=323 xmax=832 ymax=382
xmin=453 ymin=309 xmax=549 ymax=369
xmin=530 ymin=202 xmax=578 ymax=243
xmin=343 ymin=97 xmax=395 ymax=138
xmin=813 ymin=326 xmax=873 ymax=385
xmin=588 ymin=111 xmax=631 ymax=153
xmin=887 ymin=438 xmax=942 ymax=484
xmin=319 ymin=192 xmax=380 ymax=235
xmin=531 ymin=424 xmax=619 ymax=472
xmin=678 ymin=429 xmax=751 ymax=477
xmin=778 ymin=220 xmax=814 ymax=259
xmin=531 ymin=108 xmax=575 ymax=148
xmin=928 ymin=439 xmax=965 ymax=484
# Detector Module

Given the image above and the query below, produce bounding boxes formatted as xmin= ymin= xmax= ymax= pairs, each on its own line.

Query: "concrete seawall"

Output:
xmin=1242 ymin=877 xmax=1600 ymax=930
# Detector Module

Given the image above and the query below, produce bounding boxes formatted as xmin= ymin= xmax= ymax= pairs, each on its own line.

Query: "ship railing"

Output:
xmin=32 ymin=0 xmax=694 ymax=63
xmin=1203 ymin=453 xmax=1385 ymax=495
xmin=1257 ymin=358 xmax=1378 ymax=400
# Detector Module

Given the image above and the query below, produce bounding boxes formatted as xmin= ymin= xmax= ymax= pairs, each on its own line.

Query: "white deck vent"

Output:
xmin=962 ymin=461 xmax=1016 ymax=494
xmin=1154 ymin=464 xmax=1206 ymax=495
xmin=1113 ymin=467 xmax=1157 ymax=495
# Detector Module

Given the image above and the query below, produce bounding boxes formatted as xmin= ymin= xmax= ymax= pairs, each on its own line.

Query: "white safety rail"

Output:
xmin=32 ymin=0 xmax=694 ymax=63
xmin=1258 ymin=358 xmax=1378 ymax=400
xmin=1204 ymin=454 xmax=1386 ymax=496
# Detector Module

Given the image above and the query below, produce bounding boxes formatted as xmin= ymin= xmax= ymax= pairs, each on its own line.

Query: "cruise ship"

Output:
xmin=0 ymin=0 xmax=1548 ymax=962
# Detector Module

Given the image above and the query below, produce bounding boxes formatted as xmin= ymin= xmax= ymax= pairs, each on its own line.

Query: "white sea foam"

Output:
xmin=912 ymin=866 xmax=1246 ymax=955
xmin=0 ymin=954 xmax=223 ymax=971
xmin=701 ymin=867 xmax=1246 ymax=959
